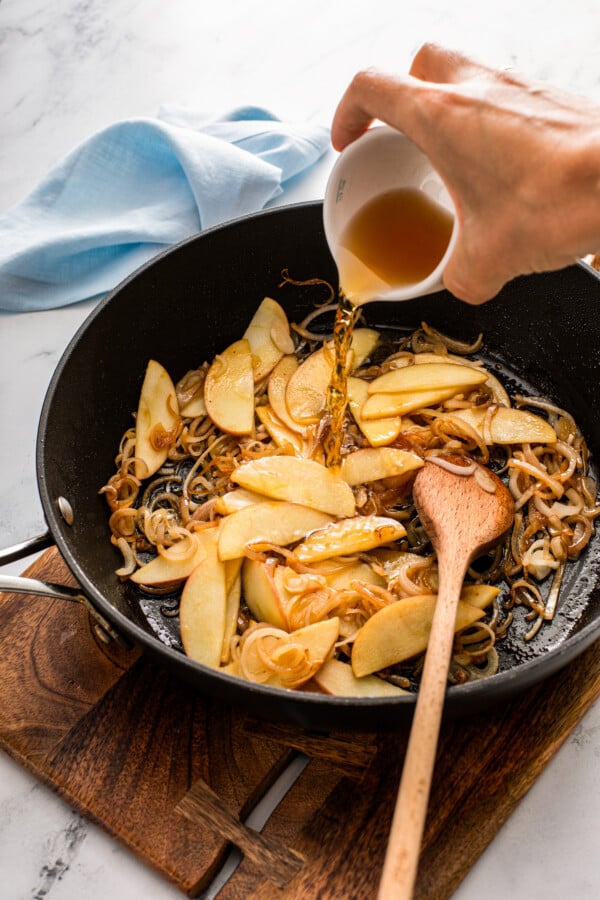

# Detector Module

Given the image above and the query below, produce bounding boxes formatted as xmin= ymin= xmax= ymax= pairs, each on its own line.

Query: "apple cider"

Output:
xmin=324 ymin=294 xmax=357 ymax=468
xmin=337 ymin=187 xmax=454 ymax=301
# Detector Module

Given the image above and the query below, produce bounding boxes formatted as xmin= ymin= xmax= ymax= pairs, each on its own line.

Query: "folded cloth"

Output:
xmin=0 ymin=107 xmax=329 ymax=312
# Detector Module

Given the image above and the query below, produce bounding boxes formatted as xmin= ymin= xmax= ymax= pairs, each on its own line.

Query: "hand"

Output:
xmin=332 ymin=44 xmax=600 ymax=303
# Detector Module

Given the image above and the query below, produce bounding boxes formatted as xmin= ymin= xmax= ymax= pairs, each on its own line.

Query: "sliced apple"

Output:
xmin=218 ymin=500 xmax=334 ymax=561
xmin=285 ymin=328 xmax=381 ymax=425
xmin=368 ymin=362 xmax=487 ymax=395
xmin=313 ymin=657 xmax=409 ymax=697
xmin=444 ymin=406 xmax=557 ymax=445
xmin=242 ymin=560 xmax=360 ymax=631
xmin=242 ymin=557 xmax=289 ymax=629
xmin=267 ymin=355 xmax=304 ymax=434
xmin=214 ymin=487 xmax=267 ymax=515
xmin=261 ymin=618 xmax=340 ymax=688
xmin=407 ymin=353 xmax=510 ymax=407
xmin=176 ymin=364 xmax=209 ymax=418
xmin=340 ymin=447 xmax=424 ymax=486
xmin=349 ymin=328 xmax=380 ymax=368
xmin=231 ymin=456 xmax=356 ymax=517
xmin=459 ymin=584 xmax=500 ymax=609
xmin=243 ymin=297 xmax=294 ymax=381
xmin=347 ymin=376 xmax=402 ymax=446
xmin=255 ymin=404 xmax=304 ymax=454
xmin=285 ymin=342 xmax=334 ymax=425
xmin=361 ymin=386 xmax=462 ymax=419
xmin=204 ymin=338 xmax=254 ymax=435
xmin=179 ymin=529 xmax=227 ymax=669
xmin=294 ymin=515 xmax=406 ymax=563
xmin=221 ymin=558 xmax=243 ymax=664
xmin=352 ymin=592 xmax=488 ymax=677
xmin=313 ymin=559 xmax=386 ymax=591
xmin=135 ymin=359 xmax=181 ymax=479
xmin=130 ymin=532 xmax=207 ymax=586
xmin=179 ymin=394 xmax=207 ymax=418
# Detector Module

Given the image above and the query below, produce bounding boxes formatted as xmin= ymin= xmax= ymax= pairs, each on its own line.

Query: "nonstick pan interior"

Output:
xmin=37 ymin=202 xmax=600 ymax=730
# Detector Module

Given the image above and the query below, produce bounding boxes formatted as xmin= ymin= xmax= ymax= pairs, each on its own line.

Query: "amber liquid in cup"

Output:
xmin=337 ymin=187 xmax=454 ymax=304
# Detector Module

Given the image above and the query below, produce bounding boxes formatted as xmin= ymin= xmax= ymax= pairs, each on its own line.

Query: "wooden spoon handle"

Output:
xmin=377 ymin=552 xmax=467 ymax=899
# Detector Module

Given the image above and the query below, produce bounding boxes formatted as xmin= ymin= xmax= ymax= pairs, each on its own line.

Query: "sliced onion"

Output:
xmin=428 ymin=455 xmax=477 ymax=477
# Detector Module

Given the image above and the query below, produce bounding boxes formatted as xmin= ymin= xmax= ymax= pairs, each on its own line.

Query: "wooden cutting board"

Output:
xmin=1 ymin=547 xmax=599 ymax=898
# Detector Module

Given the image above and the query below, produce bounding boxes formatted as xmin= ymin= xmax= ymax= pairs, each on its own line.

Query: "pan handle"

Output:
xmin=0 ymin=570 xmax=133 ymax=650
xmin=0 ymin=531 xmax=55 ymax=566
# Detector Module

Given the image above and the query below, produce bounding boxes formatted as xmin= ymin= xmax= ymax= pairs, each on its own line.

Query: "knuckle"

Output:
xmin=351 ymin=67 xmax=384 ymax=94
xmin=445 ymin=276 xmax=501 ymax=305
xmin=443 ymin=261 xmax=502 ymax=304
xmin=410 ymin=41 xmax=442 ymax=76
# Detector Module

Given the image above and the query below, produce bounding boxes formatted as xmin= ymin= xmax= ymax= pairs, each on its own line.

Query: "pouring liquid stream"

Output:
xmin=324 ymin=294 xmax=356 ymax=468
xmin=325 ymin=187 xmax=454 ymax=468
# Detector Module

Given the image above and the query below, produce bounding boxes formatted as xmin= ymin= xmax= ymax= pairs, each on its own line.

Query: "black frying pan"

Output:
xmin=3 ymin=201 xmax=600 ymax=731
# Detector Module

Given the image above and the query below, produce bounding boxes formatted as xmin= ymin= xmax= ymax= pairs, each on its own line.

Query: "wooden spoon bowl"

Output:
xmin=413 ymin=455 xmax=516 ymax=566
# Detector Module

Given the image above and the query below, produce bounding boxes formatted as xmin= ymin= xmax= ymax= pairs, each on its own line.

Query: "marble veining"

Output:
xmin=32 ymin=814 xmax=89 ymax=899
xmin=1 ymin=1 xmax=600 ymax=898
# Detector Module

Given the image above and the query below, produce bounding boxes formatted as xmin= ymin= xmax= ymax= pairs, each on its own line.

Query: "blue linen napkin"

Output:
xmin=0 ymin=107 xmax=330 ymax=312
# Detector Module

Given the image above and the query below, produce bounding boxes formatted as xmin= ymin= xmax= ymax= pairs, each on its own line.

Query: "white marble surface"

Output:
xmin=1 ymin=1 xmax=600 ymax=898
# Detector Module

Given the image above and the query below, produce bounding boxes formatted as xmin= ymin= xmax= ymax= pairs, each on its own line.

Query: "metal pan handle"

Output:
xmin=0 ymin=572 xmax=85 ymax=604
xmin=0 ymin=531 xmax=55 ymax=566
xmin=0 ymin=536 xmax=132 ymax=650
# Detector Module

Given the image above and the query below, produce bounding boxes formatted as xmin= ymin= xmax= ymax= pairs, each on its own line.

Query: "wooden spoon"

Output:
xmin=377 ymin=455 xmax=515 ymax=899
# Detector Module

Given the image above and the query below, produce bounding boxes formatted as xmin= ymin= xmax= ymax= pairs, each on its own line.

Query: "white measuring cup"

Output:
xmin=323 ymin=125 xmax=458 ymax=304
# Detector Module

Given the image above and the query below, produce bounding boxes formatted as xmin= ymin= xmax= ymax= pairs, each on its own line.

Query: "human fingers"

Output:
xmin=443 ymin=218 xmax=535 ymax=305
xmin=330 ymin=50 xmax=496 ymax=152
xmin=330 ymin=68 xmax=426 ymax=151
xmin=442 ymin=257 xmax=507 ymax=305
xmin=409 ymin=42 xmax=488 ymax=85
